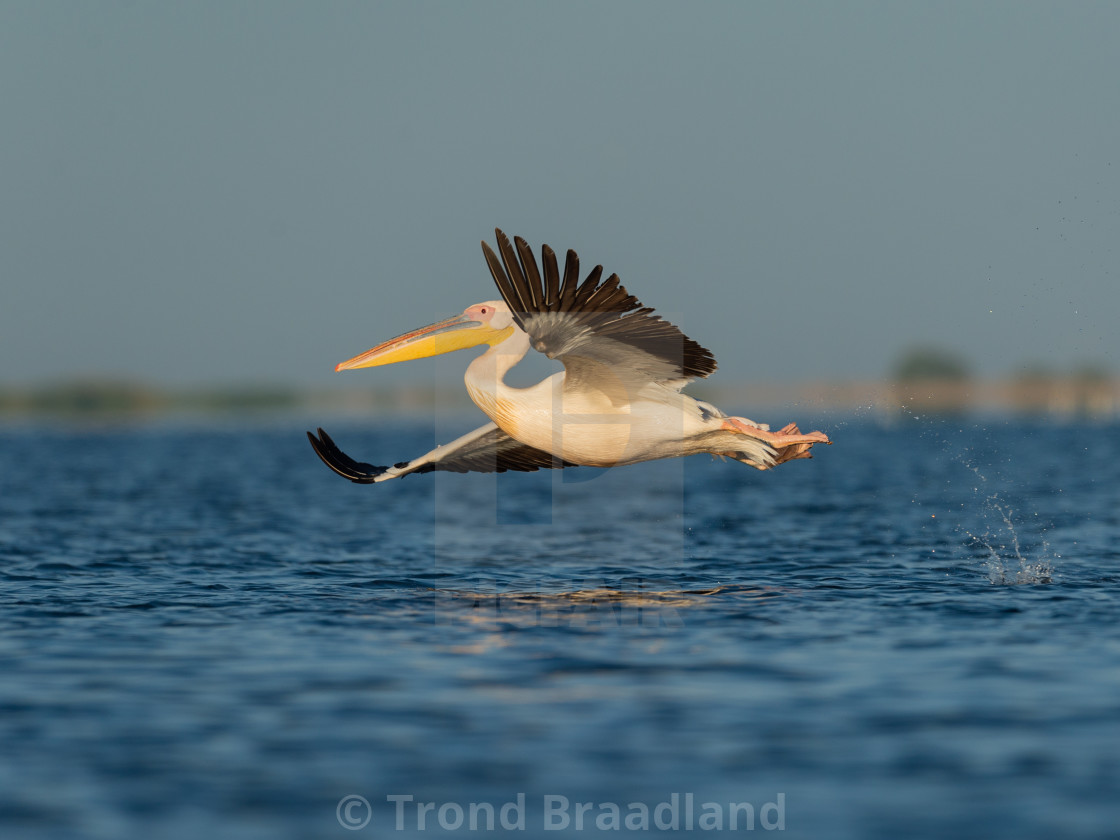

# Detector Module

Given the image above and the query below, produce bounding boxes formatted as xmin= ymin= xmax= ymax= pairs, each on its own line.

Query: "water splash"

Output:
xmin=958 ymin=462 xmax=1055 ymax=585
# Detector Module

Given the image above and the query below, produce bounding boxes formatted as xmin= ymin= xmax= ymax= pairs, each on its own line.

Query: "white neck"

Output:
xmin=463 ymin=328 xmax=531 ymax=420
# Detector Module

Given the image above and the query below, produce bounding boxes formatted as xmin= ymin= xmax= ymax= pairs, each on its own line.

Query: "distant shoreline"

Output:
xmin=1 ymin=377 xmax=1117 ymax=421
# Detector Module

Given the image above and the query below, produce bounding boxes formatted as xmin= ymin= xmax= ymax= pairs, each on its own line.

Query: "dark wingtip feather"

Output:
xmin=307 ymin=427 xmax=386 ymax=484
xmin=482 ymin=239 xmax=524 ymax=325
xmin=513 ymin=235 xmax=543 ymax=310
xmin=559 ymin=248 xmax=580 ymax=310
xmin=493 ymin=229 xmax=533 ymax=316
xmin=541 ymin=244 xmax=561 ymax=311
xmin=482 ymin=232 xmax=720 ymax=381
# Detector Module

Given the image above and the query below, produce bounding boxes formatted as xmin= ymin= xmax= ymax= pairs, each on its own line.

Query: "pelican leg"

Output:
xmin=722 ymin=417 xmax=831 ymax=464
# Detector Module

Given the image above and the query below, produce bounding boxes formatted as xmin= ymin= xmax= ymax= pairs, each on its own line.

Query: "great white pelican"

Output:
xmin=308 ymin=229 xmax=830 ymax=482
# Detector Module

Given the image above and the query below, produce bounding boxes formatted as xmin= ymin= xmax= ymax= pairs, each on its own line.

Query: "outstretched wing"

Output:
xmin=307 ymin=424 xmax=576 ymax=484
xmin=481 ymin=228 xmax=717 ymax=385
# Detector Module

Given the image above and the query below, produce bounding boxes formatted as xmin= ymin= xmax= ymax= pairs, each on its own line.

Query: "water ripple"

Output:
xmin=1 ymin=418 xmax=1119 ymax=839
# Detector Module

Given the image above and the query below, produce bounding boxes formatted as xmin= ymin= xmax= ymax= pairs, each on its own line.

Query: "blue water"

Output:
xmin=1 ymin=414 xmax=1119 ymax=839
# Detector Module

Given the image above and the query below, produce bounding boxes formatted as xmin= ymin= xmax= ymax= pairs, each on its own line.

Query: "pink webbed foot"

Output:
xmin=722 ymin=418 xmax=831 ymax=465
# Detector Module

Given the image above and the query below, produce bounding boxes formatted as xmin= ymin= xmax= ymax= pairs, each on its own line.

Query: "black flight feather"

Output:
xmin=483 ymin=229 xmax=717 ymax=381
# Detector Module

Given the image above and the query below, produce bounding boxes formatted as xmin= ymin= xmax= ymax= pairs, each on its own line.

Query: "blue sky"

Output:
xmin=2 ymin=2 xmax=1117 ymax=387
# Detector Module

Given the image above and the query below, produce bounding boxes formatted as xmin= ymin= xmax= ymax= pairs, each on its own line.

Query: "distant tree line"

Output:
xmin=892 ymin=345 xmax=1112 ymax=384
xmin=0 ymin=381 xmax=300 ymax=416
xmin=893 ymin=347 xmax=971 ymax=382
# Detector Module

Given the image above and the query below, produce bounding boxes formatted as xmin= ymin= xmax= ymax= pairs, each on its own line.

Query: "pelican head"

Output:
xmin=335 ymin=301 xmax=516 ymax=371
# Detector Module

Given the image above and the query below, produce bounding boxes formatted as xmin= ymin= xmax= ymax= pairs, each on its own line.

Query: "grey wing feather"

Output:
xmin=308 ymin=424 xmax=575 ymax=484
xmin=481 ymin=229 xmax=717 ymax=384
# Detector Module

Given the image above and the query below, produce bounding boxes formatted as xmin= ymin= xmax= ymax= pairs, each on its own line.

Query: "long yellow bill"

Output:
xmin=335 ymin=314 xmax=512 ymax=371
